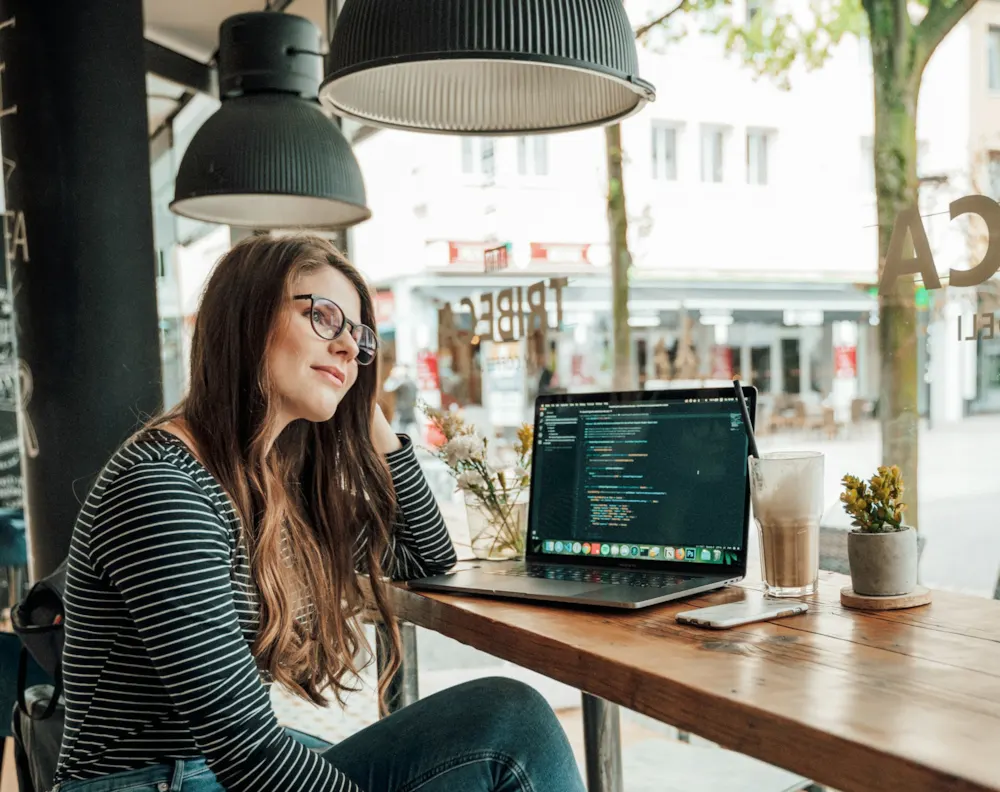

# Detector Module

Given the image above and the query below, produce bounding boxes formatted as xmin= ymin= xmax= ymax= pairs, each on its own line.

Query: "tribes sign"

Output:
xmin=439 ymin=277 xmax=568 ymax=344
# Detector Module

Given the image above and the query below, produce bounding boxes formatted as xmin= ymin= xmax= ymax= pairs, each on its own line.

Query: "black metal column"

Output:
xmin=0 ymin=1 xmax=162 ymax=578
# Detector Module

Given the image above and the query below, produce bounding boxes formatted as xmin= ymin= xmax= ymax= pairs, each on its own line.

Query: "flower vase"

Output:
xmin=465 ymin=489 xmax=529 ymax=561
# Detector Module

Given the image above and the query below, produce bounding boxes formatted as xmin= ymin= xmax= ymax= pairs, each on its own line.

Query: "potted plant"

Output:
xmin=839 ymin=465 xmax=918 ymax=596
xmin=423 ymin=404 xmax=533 ymax=561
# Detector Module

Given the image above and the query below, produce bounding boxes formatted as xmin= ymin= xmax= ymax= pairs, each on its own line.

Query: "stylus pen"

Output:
xmin=732 ymin=377 xmax=760 ymax=459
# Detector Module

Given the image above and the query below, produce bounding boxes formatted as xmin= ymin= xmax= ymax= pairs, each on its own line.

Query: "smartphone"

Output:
xmin=676 ymin=597 xmax=808 ymax=629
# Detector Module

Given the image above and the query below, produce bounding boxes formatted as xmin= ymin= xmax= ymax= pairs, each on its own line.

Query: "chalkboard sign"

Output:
xmin=0 ymin=282 xmax=22 ymax=509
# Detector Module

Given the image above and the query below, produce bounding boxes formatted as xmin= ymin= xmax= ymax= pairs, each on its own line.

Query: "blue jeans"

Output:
xmin=56 ymin=677 xmax=585 ymax=792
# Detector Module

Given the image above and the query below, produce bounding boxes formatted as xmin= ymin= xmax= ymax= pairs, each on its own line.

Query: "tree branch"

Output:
xmin=634 ymin=0 xmax=691 ymax=41
xmin=917 ymin=0 xmax=979 ymax=51
xmin=898 ymin=0 xmax=915 ymax=76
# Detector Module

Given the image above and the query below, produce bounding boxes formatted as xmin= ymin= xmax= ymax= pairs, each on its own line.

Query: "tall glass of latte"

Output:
xmin=748 ymin=451 xmax=823 ymax=597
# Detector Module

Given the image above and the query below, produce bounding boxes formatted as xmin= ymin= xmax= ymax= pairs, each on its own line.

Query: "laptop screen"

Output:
xmin=527 ymin=388 xmax=752 ymax=571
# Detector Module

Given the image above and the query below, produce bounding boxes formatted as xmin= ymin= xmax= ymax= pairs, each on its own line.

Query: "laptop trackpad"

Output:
xmin=439 ymin=569 xmax=602 ymax=597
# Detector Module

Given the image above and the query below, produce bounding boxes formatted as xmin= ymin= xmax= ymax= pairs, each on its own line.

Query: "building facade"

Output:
xmin=346 ymin=0 xmax=999 ymax=432
xmin=147 ymin=0 xmax=1000 ymax=431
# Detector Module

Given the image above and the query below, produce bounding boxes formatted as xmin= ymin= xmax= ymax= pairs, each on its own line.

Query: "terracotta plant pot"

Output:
xmin=847 ymin=526 xmax=918 ymax=596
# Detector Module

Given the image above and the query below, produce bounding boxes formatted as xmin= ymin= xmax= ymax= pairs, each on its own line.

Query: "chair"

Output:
xmin=0 ymin=510 xmax=28 ymax=613
xmin=0 ymin=632 xmax=50 ymax=785
xmin=12 ymin=684 xmax=62 ymax=792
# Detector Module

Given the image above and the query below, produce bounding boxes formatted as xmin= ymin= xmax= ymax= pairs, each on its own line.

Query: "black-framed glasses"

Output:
xmin=293 ymin=294 xmax=378 ymax=366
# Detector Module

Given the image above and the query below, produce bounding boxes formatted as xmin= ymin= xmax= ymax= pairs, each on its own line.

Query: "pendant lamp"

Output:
xmin=319 ymin=0 xmax=656 ymax=135
xmin=171 ymin=13 xmax=370 ymax=229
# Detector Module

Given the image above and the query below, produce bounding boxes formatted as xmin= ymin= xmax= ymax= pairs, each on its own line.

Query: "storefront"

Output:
xmin=373 ymin=267 xmax=880 ymax=433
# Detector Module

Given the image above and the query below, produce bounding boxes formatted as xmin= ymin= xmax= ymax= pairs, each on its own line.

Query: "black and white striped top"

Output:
xmin=54 ymin=429 xmax=457 ymax=791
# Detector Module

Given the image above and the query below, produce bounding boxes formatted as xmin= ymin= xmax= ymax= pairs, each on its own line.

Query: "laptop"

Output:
xmin=408 ymin=385 xmax=755 ymax=609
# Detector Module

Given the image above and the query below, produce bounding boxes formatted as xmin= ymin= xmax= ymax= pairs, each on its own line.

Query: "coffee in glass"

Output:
xmin=748 ymin=451 xmax=823 ymax=597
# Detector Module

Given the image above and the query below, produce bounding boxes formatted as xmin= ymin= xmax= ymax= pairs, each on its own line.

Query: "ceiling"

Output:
xmin=145 ymin=0 xmax=327 ymax=62
xmin=142 ymin=0 xmax=329 ymax=134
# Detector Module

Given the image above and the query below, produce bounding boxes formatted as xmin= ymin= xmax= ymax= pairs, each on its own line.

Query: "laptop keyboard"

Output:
xmin=494 ymin=564 xmax=694 ymax=589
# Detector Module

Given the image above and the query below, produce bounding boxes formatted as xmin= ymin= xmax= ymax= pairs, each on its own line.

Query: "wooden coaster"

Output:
xmin=840 ymin=585 xmax=931 ymax=611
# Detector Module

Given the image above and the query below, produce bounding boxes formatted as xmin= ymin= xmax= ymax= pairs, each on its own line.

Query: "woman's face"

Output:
xmin=269 ymin=266 xmax=363 ymax=427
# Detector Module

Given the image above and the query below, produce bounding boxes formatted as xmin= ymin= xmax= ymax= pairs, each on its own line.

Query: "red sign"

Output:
xmin=448 ymin=241 xmax=489 ymax=264
xmin=417 ymin=350 xmax=440 ymax=391
xmin=449 ymin=240 xmax=595 ymax=268
xmin=834 ymin=346 xmax=857 ymax=378
xmin=530 ymin=242 xmax=591 ymax=265
xmin=375 ymin=290 xmax=395 ymax=329
xmin=710 ymin=346 xmax=733 ymax=380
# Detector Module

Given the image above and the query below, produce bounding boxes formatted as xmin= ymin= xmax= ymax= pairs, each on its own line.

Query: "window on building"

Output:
xmin=517 ymin=136 xmax=549 ymax=176
xmin=651 ymin=123 xmax=679 ymax=181
xmin=860 ymin=136 xmax=874 ymax=192
xmin=701 ymin=125 xmax=726 ymax=183
xmin=857 ymin=33 xmax=871 ymax=68
xmin=461 ymin=138 xmax=474 ymax=173
xmin=746 ymin=129 xmax=770 ymax=185
xmin=988 ymin=151 xmax=1000 ymax=200
xmin=989 ymin=26 xmax=1000 ymax=91
xmin=781 ymin=338 xmax=801 ymax=395
xmin=481 ymin=139 xmax=495 ymax=177
xmin=461 ymin=138 xmax=496 ymax=176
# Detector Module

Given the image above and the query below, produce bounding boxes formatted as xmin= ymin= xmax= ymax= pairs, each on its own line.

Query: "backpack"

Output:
xmin=11 ymin=558 xmax=67 ymax=792
xmin=11 ymin=557 xmax=66 ymax=719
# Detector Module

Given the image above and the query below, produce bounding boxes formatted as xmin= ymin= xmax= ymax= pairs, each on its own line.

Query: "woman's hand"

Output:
xmin=372 ymin=402 xmax=403 ymax=454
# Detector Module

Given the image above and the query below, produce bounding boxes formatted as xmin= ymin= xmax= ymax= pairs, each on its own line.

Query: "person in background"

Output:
xmin=55 ymin=235 xmax=585 ymax=792
xmin=538 ymin=364 xmax=554 ymax=395
xmin=384 ymin=363 xmax=419 ymax=438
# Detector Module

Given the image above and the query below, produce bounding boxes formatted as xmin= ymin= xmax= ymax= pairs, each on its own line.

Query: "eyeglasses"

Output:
xmin=293 ymin=294 xmax=378 ymax=366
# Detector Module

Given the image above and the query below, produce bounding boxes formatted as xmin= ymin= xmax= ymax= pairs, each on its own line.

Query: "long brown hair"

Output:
xmin=158 ymin=233 xmax=400 ymax=712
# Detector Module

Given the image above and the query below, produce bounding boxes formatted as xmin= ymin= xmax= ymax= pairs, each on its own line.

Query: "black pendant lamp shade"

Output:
xmin=171 ymin=13 xmax=370 ymax=229
xmin=320 ymin=0 xmax=656 ymax=135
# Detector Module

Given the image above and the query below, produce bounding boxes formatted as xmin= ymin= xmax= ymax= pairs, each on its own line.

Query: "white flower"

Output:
xmin=513 ymin=466 xmax=529 ymax=482
xmin=443 ymin=435 xmax=483 ymax=466
xmin=456 ymin=470 xmax=487 ymax=491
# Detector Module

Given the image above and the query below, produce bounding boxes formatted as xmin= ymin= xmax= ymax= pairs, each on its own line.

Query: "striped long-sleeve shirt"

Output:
xmin=53 ymin=429 xmax=457 ymax=791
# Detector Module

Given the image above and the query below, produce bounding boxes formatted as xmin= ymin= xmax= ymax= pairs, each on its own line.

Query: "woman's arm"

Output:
xmin=366 ymin=406 xmax=458 ymax=580
xmin=90 ymin=461 xmax=364 ymax=792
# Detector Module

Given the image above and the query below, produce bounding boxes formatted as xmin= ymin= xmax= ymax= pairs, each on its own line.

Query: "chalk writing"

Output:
xmin=0 ymin=61 xmax=15 ymax=118
xmin=2 ymin=210 xmax=27 ymax=263
xmin=0 ymin=16 xmax=28 ymax=508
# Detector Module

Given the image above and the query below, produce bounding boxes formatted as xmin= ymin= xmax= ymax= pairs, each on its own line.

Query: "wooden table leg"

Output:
xmin=582 ymin=692 xmax=623 ymax=792
xmin=375 ymin=620 xmax=419 ymax=716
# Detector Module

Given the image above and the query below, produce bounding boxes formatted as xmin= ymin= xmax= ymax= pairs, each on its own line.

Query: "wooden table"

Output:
xmin=372 ymin=567 xmax=1000 ymax=792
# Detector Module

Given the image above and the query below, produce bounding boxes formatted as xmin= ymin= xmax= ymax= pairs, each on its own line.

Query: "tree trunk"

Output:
xmin=871 ymin=42 xmax=921 ymax=527
xmin=605 ymin=123 xmax=633 ymax=388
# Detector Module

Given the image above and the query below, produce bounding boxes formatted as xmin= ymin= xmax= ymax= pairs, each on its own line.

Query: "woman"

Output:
xmin=53 ymin=235 xmax=585 ymax=792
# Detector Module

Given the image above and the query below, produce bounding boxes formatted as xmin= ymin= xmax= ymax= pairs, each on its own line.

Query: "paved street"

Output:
xmin=758 ymin=415 xmax=1000 ymax=598
xmin=273 ymin=414 xmax=1000 ymax=790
